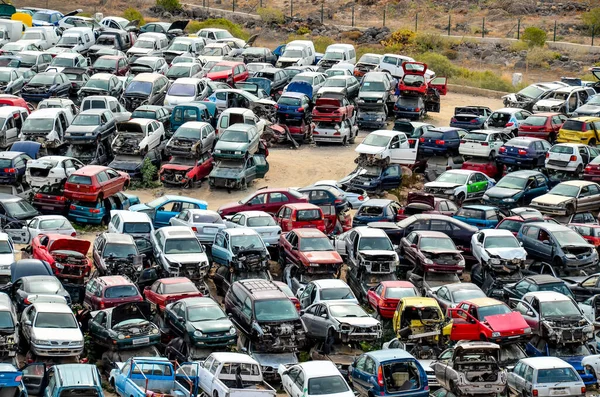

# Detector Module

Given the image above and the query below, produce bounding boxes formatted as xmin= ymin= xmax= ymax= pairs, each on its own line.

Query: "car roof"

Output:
xmin=97 ymin=275 xmax=134 ymax=286
xmin=366 ymin=349 xmax=415 ymax=362
xmin=294 ymin=229 xmax=327 ymax=238
xmin=525 ymin=222 xmax=573 ymax=233
xmin=238 ymin=279 xmax=286 ymax=299
xmin=179 ymin=297 xmax=217 ymax=306
xmin=429 ymin=127 xmax=463 ymax=132
xmin=225 ymin=123 xmax=255 ymax=132
xmin=354 ymin=226 xmax=388 ymax=238
xmin=31 ymin=302 xmax=72 ymax=313
xmin=159 ymin=226 xmax=196 ymax=238
xmin=312 ymin=279 xmax=349 ymax=289
xmin=79 ymin=109 xmax=107 ymax=115
xmin=132 ymin=73 xmax=164 ymax=82
xmin=296 ymin=361 xmax=344 ymax=377
xmin=0 ymin=151 xmax=21 ymax=159
xmin=524 ymin=274 xmax=563 ymax=285
xmin=520 ymin=357 xmax=572 ymax=369
xmin=360 ymin=199 xmax=393 ymax=207
xmin=174 ymin=77 xmax=203 ymax=84
xmin=506 ymin=170 xmax=543 ymax=178
xmin=399 ymin=296 xmax=439 ymax=306
xmin=462 ymin=205 xmax=497 ymax=211
xmin=465 ymin=297 xmax=504 ymax=307
xmin=369 ymin=130 xmax=402 ymax=137
xmin=73 ymin=165 xmax=109 ymax=175
xmin=524 ymin=291 xmax=570 ymax=302
xmin=110 ymin=210 xmax=151 ymax=223
xmin=559 ymin=180 xmax=595 ymax=187
xmin=102 ymin=232 xmax=135 ymax=244
xmin=446 ymin=282 xmax=481 ymax=292
xmin=236 ymin=210 xmax=272 ymax=218
xmin=413 ymin=230 xmax=452 ymax=238
xmin=225 ymin=227 xmax=259 ymax=236
xmin=210 ymin=352 xmax=259 ymax=365
xmin=480 ymin=229 xmax=516 ymax=237
xmin=159 ymin=277 xmax=192 ymax=285
xmin=493 ymin=108 xmax=523 ymax=113
xmin=30 ymin=108 xmax=64 ymax=118
xmin=285 ymin=203 xmax=320 ymax=211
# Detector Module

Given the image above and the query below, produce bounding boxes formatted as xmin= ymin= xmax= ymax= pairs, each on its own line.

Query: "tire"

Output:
xmin=566 ymin=204 xmax=575 ymax=216
xmin=548 ymin=133 xmax=556 ymax=144
xmin=590 ymin=139 xmax=597 ymax=147
xmin=488 ymin=150 xmax=496 ymax=160
xmin=349 ymin=132 xmax=356 ymax=144
xmin=123 ymin=181 xmax=129 ymax=190
xmin=456 ymin=193 xmax=465 ymax=207
xmin=240 ymin=179 xmax=247 ymax=190
xmin=342 ymin=136 xmax=348 ymax=146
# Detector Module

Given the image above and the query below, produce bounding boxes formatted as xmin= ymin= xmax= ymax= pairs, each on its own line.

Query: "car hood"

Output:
xmin=215 ymin=141 xmax=247 ymax=152
xmin=317 ymin=87 xmax=345 ymax=95
xmin=424 ymin=182 xmax=460 ymax=189
xmin=359 ymin=91 xmax=385 ymax=100
xmin=0 ymin=253 xmax=14 ymax=267
xmin=355 ymin=144 xmax=384 ymax=155
xmin=486 ymin=247 xmax=527 ymax=260
xmin=536 ymin=98 xmax=565 ymax=108
xmin=277 ymin=57 xmax=301 ymax=63
xmin=333 ymin=316 xmax=379 ymax=327
xmin=129 ymin=203 xmax=151 ymax=212
xmin=210 ymin=166 xmax=242 ymax=179
xmin=66 ymin=125 xmax=100 ymax=133
xmin=486 ymin=187 xmax=521 ymax=198
xmin=111 ymin=302 xmax=152 ymax=328
xmin=110 ymin=159 xmax=143 ymax=172
xmin=164 ymin=253 xmax=208 ymax=264
xmin=303 ymin=251 xmax=342 ymax=264
xmin=32 ymin=327 xmax=83 ymax=342
xmin=207 ymin=70 xmax=232 ymax=80
xmin=49 ymin=238 xmax=90 ymax=255
xmin=127 ymin=48 xmax=152 ymax=55
xmin=575 ymin=104 xmax=600 ymax=114
xmin=190 ymin=318 xmax=232 ymax=333
xmin=532 ymin=194 xmax=571 ymax=205
xmin=485 ymin=311 xmax=529 ymax=332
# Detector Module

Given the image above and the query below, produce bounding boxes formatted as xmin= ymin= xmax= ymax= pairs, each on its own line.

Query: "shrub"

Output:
xmin=583 ymin=8 xmax=600 ymax=36
xmin=156 ymin=0 xmax=182 ymax=12
xmin=189 ymin=18 xmax=250 ymax=40
xmin=415 ymin=52 xmax=458 ymax=77
xmin=522 ymin=26 xmax=547 ymax=47
xmin=509 ymin=40 xmax=529 ymax=52
xmin=296 ymin=26 xmax=310 ymax=35
xmin=442 ymin=48 xmax=458 ymax=60
xmin=341 ymin=30 xmax=363 ymax=41
xmin=415 ymin=32 xmax=446 ymax=53
xmin=382 ymin=28 xmax=415 ymax=50
xmin=526 ymin=47 xmax=558 ymax=68
xmin=257 ymin=7 xmax=284 ymax=24
xmin=122 ymin=8 xmax=145 ymax=26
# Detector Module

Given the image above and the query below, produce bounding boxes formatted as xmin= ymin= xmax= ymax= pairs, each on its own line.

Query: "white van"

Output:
xmin=0 ymin=106 xmax=27 ymax=148
xmin=0 ymin=20 xmax=25 ymax=46
xmin=276 ymin=40 xmax=316 ymax=68
xmin=21 ymin=108 xmax=70 ymax=146
xmin=56 ymin=27 xmax=94 ymax=55
xmin=126 ymin=32 xmax=169 ymax=61
xmin=377 ymin=54 xmax=415 ymax=79
xmin=216 ymin=107 xmax=266 ymax=135
xmin=19 ymin=26 xmax=61 ymax=50
xmin=318 ymin=44 xmax=356 ymax=69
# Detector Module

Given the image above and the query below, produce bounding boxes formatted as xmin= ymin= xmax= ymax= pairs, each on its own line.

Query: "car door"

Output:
xmin=4 ymin=114 xmax=18 ymax=144
xmin=450 ymin=303 xmax=480 ymax=341
xmin=299 ymin=283 xmax=315 ymax=309
xmin=575 ymin=275 xmax=600 ymax=300
xmin=367 ymin=283 xmax=383 ymax=310
xmin=514 ymin=298 xmax=540 ymax=332
xmin=350 ymin=355 xmax=369 ymax=395
xmin=282 ymin=366 xmax=301 ymax=397
xmin=402 ymin=232 xmax=419 ymax=265
xmin=381 ymin=164 xmax=402 ymax=189
xmin=155 ymin=200 xmax=191 ymax=228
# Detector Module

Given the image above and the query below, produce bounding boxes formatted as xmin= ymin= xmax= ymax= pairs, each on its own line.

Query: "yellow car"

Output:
xmin=392 ymin=297 xmax=452 ymax=343
xmin=556 ymin=116 xmax=600 ymax=145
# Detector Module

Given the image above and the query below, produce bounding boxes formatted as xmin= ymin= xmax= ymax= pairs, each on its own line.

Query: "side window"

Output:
xmin=524 ymin=365 xmax=534 ymax=383
xmin=242 ymin=297 xmax=252 ymax=318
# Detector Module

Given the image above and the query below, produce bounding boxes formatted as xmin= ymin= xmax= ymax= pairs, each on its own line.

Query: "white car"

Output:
xmin=216 ymin=107 xmax=266 ymax=136
xmin=313 ymin=119 xmax=358 ymax=146
xmin=199 ymin=43 xmax=233 ymax=63
xmin=197 ymin=28 xmax=245 ymax=47
xmin=545 ymin=143 xmax=599 ymax=174
xmin=207 ymin=89 xmax=275 ymax=112
xmin=296 ymin=279 xmax=357 ymax=309
xmin=111 ymin=118 xmax=165 ymax=153
xmin=355 ymin=130 xmax=410 ymax=160
xmin=279 ymin=361 xmax=353 ymax=397
xmin=22 ymin=215 xmax=76 ymax=244
xmin=169 ymin=209 xmax=226 ymax=246
xmin=0 ymin=233 xmax=15 ymax=283
xmin=37 ymin=98 xmax=78 ymax=124
xmin=25 ymin=156 xmax=84 ymax=189
xmin=459 ymin=130 xmax=512 ymax=160
xmin=21 ymin=302 xmax=84 ymax=357
xmin=80 ymin=95 xmax=131 ymax=122
xmin=247 ymin=62 xmax=272 ymax=76
xmin=223 ymin=211 xmax=281 ymax=246
xmin=107 ymin=210 xmax=154 ymax=237
xmin=164 ymin=77 xmax=210 ymax=106
xmin=471 ymin=229 xmax=527 ymax=267
xmin=424 ymin=169 xmax=495 ymax=204
xmin=151 ymin=226 xmax=210 ymax=280
xmin=165 ymin=63 xmax=204 ymax=80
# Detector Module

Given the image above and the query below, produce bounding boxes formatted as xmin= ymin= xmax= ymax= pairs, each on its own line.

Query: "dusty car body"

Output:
xmin=431 ymin=342 xmax=507 ymax=396
xmin=208 ymin=155 xmax=269 ymax=190
xmin=113 ymin=119 xmax=165 ymax=155
xmin=30 ymin=234 xmax=91 ymax=283
xmin=400 ymin=230 xmax=465 ymax=275
xmin=392 ymin=296 xmax=451 ymax=346
xmin=165 ymin=121 xmax=215 ymax=157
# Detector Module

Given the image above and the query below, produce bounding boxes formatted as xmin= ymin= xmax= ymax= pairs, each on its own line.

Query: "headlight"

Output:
xmin=491 ymin=332 xmax=500 ymax=337
xmin=234 ymin=151 xmax=242 ymax=155
xmin=503 ymin=198 xmax=515 ymax=203
xmin=489 ymin=258 xmax=501 ymax=265
xmin=423 ymin=258 xmax=433 ymax=264
xmin=151 ymin=328 xmax=159 ymax=334
xmin=229 ymin=327 xmax=236 ymax=335
xmin=215 ymin=149 xmax=221 ymax=153
xmin=565 ymin=254 xmax=576 ymax=259
xmin=69 ymin=341 xmax=83 ymax=346
xmin=483 ymin=194 xmax=489 ymax=200
xmin=443 ymin=189 xmax=455 ymax=195
xmin=117 ymin=334 xmax=125 ymax=340
xmin=533 ymin=105 xmax=539 ymax=110
xmin=357 ymin=99 xmax=364 ymax=103
xmin=33 ymin=339 xmax=51 ymax=345
xmin=557 ymin=201 xmax=567 ymax=207
xmin=458 ymin=259 xmax=465 ymax=267
xmin=524 ymin=327 xmax=531 ymax=334
xmin=377 ymin=99 xmax=383 ymax=103
xmin=194 ymin=330 xmax=204 ymax=337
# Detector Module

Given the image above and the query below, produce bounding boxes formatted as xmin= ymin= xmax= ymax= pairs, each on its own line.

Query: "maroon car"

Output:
xmin=217 ymin=188 xmax=308 ymax=216
xmin=397 ymin=192 xmax=458 ymax=221
xmin=32 ymin=183 xmax=69 ymax=215
xmin=91 ymin=55 xmax=130 ymax=76
xmin=518 ymin=112 xmax=566 ymax=143
xmin=83 ymin=275 xmax=143 ymax=311
xmin=400 ymin=230 xmax=465 ymax=275
xmin=461 ymin=159 xmax=504 ymax=180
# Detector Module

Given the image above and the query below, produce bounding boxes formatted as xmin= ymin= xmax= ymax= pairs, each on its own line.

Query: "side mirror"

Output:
xmin=144 ymin=286 xmax=150 ymax=290
xmin=542 ymin=240 xmax=551 ymax=245
xmin=297 ymin=287 xmax=305 ymax=295
xmin=158 ymin=206 xmax=165 ymax=211
xmin=24 ymin=320 xmax=31 ymax=326
xmin=526 ymin=310 xmax=534 ymax=317
xmin=320 ymin=313 xmax=328 ymax=318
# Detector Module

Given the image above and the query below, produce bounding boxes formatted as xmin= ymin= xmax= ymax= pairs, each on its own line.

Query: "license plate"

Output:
xmin=42 ymin=206 xmax=54 ymax=210
xmin=132 ymin=337 xmax=149 ymax=345
xmin=485 ymin=385 xmax=492 ymax=389
xmin=551 ymin=390 xmax=567 ymax=395
xmin=204 ymin=227 xmax=217 ymax=234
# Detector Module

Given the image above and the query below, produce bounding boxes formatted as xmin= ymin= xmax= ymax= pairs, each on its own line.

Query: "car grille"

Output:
xmin=424 ymin=187 xmax=447 ymax=195
xmin=50 ymin=341 xmax=71 ymax=346
xmin=364 ymin=261 xmax=391 ymax=273
xmin=548 ymin=159 xmax=569 ymax=167
xmin=362 ymin=98 xmax=380 ymax=104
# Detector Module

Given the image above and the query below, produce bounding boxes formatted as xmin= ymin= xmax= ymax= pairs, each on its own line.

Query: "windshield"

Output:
xmin=247 ymin=216 xmax=276 ymax=227
xmin=168 ymin=83 xmax=196 ymax=97
xmin=85 ymin=78 xmax=111 ymax=90
xmin=329 ymin=304 xmax=368 ymax=317
xmin=321 ymin=288 xmax=354 ymax=300
xmin=132 ymin=109 xmax=157 ymax=119
xmin=29 ymin=74 xmax=56 ymax=85
xmin=58 ymin=36 xmax=78 ymax=45
xmin=126 ymin=81 xmax=153 ymax=96
xmin=167 ymin=65 xmax=192 ymax=78
xmin=27 ymin=279 xmax=62 ymax=294
xmin=323 ymin=79 xmax=346 ymax=87
xmin=496 ymin=175 xmax=527 ymax=189
xmin=292 ymin=75 xmax=313 ymax=84
xmin=164 ymin=238 xmax=203 ymax=254
xmin=201 ymin=48 xmax=224 ymax=56
xmin=299 ymin=237 xmax=333 ymax=251
xmin=134 ymin=40 xmax=155 ymax=49
xmin=0 ymin=71 xmax=12 ymax=83
xmin=169 ymin=42 xmax=190 ymax=52
xmin=22 ymin=118 xmax=53 ymax=131
xmin=420 ymin=237 xmax=455 ymax=250
xmin=187 ymin=305 xmax=226 ymax=321
xmin=73 ymin=114 xmax=100 ymax=126
xmin=436 ymin=172 xmax=468 ymax=185
xmin=35 ymin=312 xmax=78 ymax=328
xmin=297 ymin=209 xmax=321 ymax=221
xmin=359 ymin=55 xmax=381 ymax=64
xmin=362 ymin=133 xmax=391 ymax=147
xmin=518 ymin=85 xmax=544 ymax=99
xmin=50 ymin=57 xmax=74 ymax=67
xmin=93 ymin=58 xmax=116 ymax=69
xmin=278 ymin=96 xmax=301 ymax=106
xmin=282 ymin=50 xmax=303 ymax=58
xmin=231 ymin=234 xmax=263 ymax=251
xmin=254 ymin=299 xmax=298 ymax=321
xmin=548 ymin=184 xmax=579 ymax=197
xmin=521 ymin=116 xmax=548 ymax=126
xmin=549 ymin=344 xmax=591 ymax=357
xmin=123 ymin=222 xmax=151 ymax=234
xmin=32 ymin=12 xmax=51 ymax=22
xmin=453 ymin=289 xmax=486 ymax=302
xmin=540 ymin=300 xmax=580 ymax=317
xmin=105 ymin=285 xmax=138 ymax=298
xmin=385 ymin=287 xmax=417 ymax=299
xmin=587 ymin=96 xmax=600 ymax=105
xmin=220 ymin=129 xmax=249 ymax=142
xmin=0 ymin=240 xmax=11 ymax=254
xmin=323 ymin=51 xmax=344 ymax=60
xmin=174 ymin=127 xmax=200 ymax=139
xmin=4 ymin=200 xmax=36 ymax=218
xmin=307 ymin=376 xmax=349 ymax=396
xmin=484 ymin=236 xmax=520 ymax=248
xmin=478 ymin=304 xmax=511 ymax=321
xmin=163 ymin=281 xmax=198 ymax=294
xmin=209 ymin=64 xmax=233 ymax=73
xmin=104 ymin=242 xmax=137 ymax=258
xmin=0 ymin=311 xmax=13 ymax=329
xmin=361 ymin=81 xmax=385 ymax=92
xmin=358 ymin=237 xmax=393 ymax=251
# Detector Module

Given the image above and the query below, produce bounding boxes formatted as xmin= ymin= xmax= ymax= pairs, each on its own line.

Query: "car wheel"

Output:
xmin=575 ymin=164 xmax=583 ymax=177
xmin=342 ymin=136 xmax=348 ymax=146
xmin=241 ymin=179 xmax=247 ymax=190
xmin=456 ymin=193 xmax=465 ymax=207
xmin=488 ymin=150 xmax=496 ymax=160
xmin=349 ymin=131 xmax=356 ymax=144
xmin=565 ymin=204 xmax=575 ymax=216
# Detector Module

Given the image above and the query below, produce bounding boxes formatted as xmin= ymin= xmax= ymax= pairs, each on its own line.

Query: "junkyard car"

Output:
xmin=213 ymin=124 xmax=260 ymax=160
xmin=400 ymin=230 xmax=466 ymax=275
xmin=367 ymin=280 xmax=418 ymax=319
xmin=83 ymin=275 xmax=143 ymax=311
xmin=165 ymin=121 xmax=215 ymax=157
xmin=423 ymin=169 xmax=495 ymax=206
xmin=20 ymin=71 xmax=71 ymax=102
xmin=459 ymin=130 xmax=511 ymax=160
xmin=392 ymin=296 xmax=450 ymax=344
xmin=279 ymin=228 xmax=343 ymax=274
xmin=113 ymin=118 xmax=166 ymax=155
xmin=431 ymin=341 xmax=507 ymax=396
xmin=64 ymin=109 xmax=116 ymax=144
xmin=92 ymin=233 xmax=143 ymax=279
xmin=30 ymin=234 xmax=91 ymax=282
xmin=25 ymin=156 xmax=84 ymax=190
xmin=450 ymin=106 xmax=492 ymax=130
xmin=471 ymin=229 xmax=527 ymax=270
xmin=123 ymin=73 xmax=171 ymax=112
xmin=508 ymin=357 xmax=587 ymax=397
xmin=78 ymin=73 xmax=124 ymax=99
xmin=143 ymin=277 xmax=203 ymax=312
xmin=496 ymin=137 xmax=551 ymax=169
xmin=502 ymin=81 xmax=568 ymax=111
xmin=531 ymin=180 xmax=600 ymax=216
xmin=208 ymin=155 xmax=269 ymax=190
xmin=0 ymin=292 xmax=18 ymax=357
xmin=483 ymin=170 xmax=553 ymax=208
xmin=64 ymin=165 xmax=130 ymax=203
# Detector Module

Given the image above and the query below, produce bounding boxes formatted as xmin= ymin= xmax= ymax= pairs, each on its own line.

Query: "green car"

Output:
xmin=213 ymin=123 xmax=260 ymax=160
xmin=164 ymin=297 xmax=237 ymax=348
xmin=208 ymin=154 xmax=269 ymax=190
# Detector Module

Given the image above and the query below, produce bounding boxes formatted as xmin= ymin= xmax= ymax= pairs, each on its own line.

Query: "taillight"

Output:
xmin=358 ymin=195 xmax=364 ymax=201
xmin=71 ymin=232 xmax=76 ymax=237
xmin=57 ymin=196 xmax=66 ymax=201
xmin=470 ymin=118 xmax=478 ymax=123
xmin=313 ymin=130 xmax=319 ymax=135
xmin=506 ymin=122 xmax=514 ymax=127
xmin=24 ymin=297 xmax=30 ymax=304
xmin=34 ymin=193 xmax=42 ymax=199
xmin=334 ymin=199 xmax=343 ymax=204
xmin=3 ymin=168 xmax=15 ymax=173
xmin=532 ymin=390 xmax=538 ymax=397
xmin=450 ymin=117 xmax=457 ymax=123
xmin=377 ymin=365 xmax=384 ymax=387
xmin=14 ymin=375 xmax=21 ymax=382
xmin=397 ymin=208 xmax=404 ymax=215
xmin=481 ymin=142 xmax=489 ymax=146
xmin=414 ymin=107 xmax=420 ymax=112
xmin=100 ymin=301 xmax=105 ymax=309
xmin=435 ymin=140 xmax=445 ymax=145
xmin=333 ymin=131 xmax=340 ymax=135
xmin=545 ymin=152 xmax=550 ymax=158
xmin=419 ymin=137 xmax=425 ymax=143
xmin=518 ymin=149 xmax=527 ymax=155
xmin=191 ymin=226 xmax=198 ymax=232
xmin=89 ymin=208 xmax=101 ymax=214
xmin=582 ymin=124 xmax=587 ymax=132
xmin=581 ymin=387 xmax=586 ymax=394
xmin=570 ymin=155 xmax=577 ymax=161
xmin=499 ymin=147 xmax=506 ymax=153
xmin=460 ymin=140 xmax=466 ymax=144
xmin=69 ymin=204 xmax=76 ymax=210
xmin=274 ymin=104 xmax=279 ymax=109
xmin=297 ymin=107 xmax=304 ymax=112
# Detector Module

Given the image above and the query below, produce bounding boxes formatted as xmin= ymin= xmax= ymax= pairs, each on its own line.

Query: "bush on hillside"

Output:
xmin=156 ymin=0 xmax=182 ymax=12
xmin=188 ymin=18 xmax=250 ymax=40
xmin=122 ymin=8 xmax=145 ymax=26
xmin=583 ymin=8 xmax=600 ymax=35
xmin=382 ymin=29 xmax=415 ymax=50
xmin=257 ymin=7 xmax=284 ymax=24
xmin=415 ymin=33 xmax=446 ymax=53
xmin=522 ymin=26 xmax=547 ymax=47
xmin=526 ymin=47 xmax=559 ymax=68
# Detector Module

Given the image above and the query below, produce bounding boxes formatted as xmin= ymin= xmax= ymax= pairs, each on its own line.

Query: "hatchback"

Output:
xmin=419 ymin=127 xmax=467 ymax=156
xmin=83 ymin=275 xmax=143 ymax=311
xmin=459 ymin=130 xmax=511 ymax=160
xmin=275 ymin=203 xmax=325 ymax=232
xmin=352 ymin=199 xmax=403 ymax=227
xmin=518 ymin=112 xmax=566 ymax=143
xmin=508 ymin=357 xmax=586 ymax=397
xmin=64 ymin=165 xmax=130 ymax=203
xmin=497 ymin=137 xmax=551 ymax=169
xmin=453 ymin=205 xmax=503 ymax=229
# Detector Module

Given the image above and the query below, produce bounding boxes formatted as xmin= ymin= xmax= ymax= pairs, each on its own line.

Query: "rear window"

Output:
xmin=497 ymin=220 xmax=522 ymax=233
xmin=456 ymin=208 xmax=485 ymax=219
xmin=297 ymin=209 xmax=321 ymax=221
xmin=536 ymin=368 xmax=580 ymax=383
xmin=247 ymin=216 xmax=276 ymax=227
xmin=278 ymin=96 xmax=301 ymax=106
xmin=123 ymin=222 xmax=152 ymax=234
xmin=549 ymin=145 xmax=574 ymax=154
xmin=562 ymin=120 xmax=586 ymax=132
xmin=193 ymin=213 xmax=223 ymax=223
xmin=464 ymin=132 xmax=488 ymax=141
xmin=0 ymin=159 xmax=12 ymax=168
xmin=357 ymin=205 xmax=384 ymax=216
xmin=104 ymin=285 xmax=139 ymax=298
xmin=521 ymin=116 xmax=548 ymax=126
xmin=72 ymin=200 xmax=99 ymax=208
xmin=382 ymin=361 xmax=421 ymax=393
xmin=422 ymin=130 xmax=444 ymax=139
xmin=67 ymin=175 xmax=92 ymax=185
xmin=506 ymin=139 xmax=532 ymax=149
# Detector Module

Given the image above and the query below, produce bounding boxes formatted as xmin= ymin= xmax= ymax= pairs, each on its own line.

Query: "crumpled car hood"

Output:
xmin=486 ymin=247 xmax=527 ymax=260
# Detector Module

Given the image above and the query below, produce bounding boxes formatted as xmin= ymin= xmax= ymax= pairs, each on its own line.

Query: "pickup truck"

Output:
xmin=198 ymin=352 xmax=276 ymax=397
xmin=110 ymin=357 xmax=200 ymax=397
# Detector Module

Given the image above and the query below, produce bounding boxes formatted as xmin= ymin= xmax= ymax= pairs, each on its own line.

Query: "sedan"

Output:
xmin=242 ymin=47 xmax=277 ymax=65
xmin=427 ymin=282 xmax=485 ymax=313
xmin=0 ymin=67 xmax=24 ymax=95
xmin=496 ymin=137 xmax=551 ymax=169
xmin=518 ymin=112 xmax=566 ymax=142
xmin=531 ymin=180 xmax=600 ymax=216
xmin=223 ymin=211 xmax=281 ymax=246
xmin=20 ymin=71 xmax=71 ymax=102
xmin=64 ymin=109 xmax=117 ymax=144
xmin=129 ymin=56 xmax=168 ymax=75
xmin=25 ymin=156 xmax=85 ymax=190
xmin=13 ymin=275 xmax=71 ymax=312
xmin=314 ymin=180 xmax=368 ymax=209
xmin=169 ymin=209 xmax=226 ymax=246
xmin=77 ymin=73 xmax=124 ymax=99
xmin=22 ymin=215 xmax=76 ymax=244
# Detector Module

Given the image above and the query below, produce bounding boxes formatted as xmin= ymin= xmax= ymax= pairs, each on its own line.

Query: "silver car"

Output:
xmin=314 ymin=180 xmax=368 ymax=209
xmin=301 ymin=301 xmax=381 ymax=343
xmin=223 ymin=211 xmax=281 ymax=246
xmin=169 ymin=209 xmax=226 ymax=246
xmin=508 ymin=357 xmax=585 ymax=397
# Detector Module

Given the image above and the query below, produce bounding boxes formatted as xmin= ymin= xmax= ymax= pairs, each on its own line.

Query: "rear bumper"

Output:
xmin=68 ymin=211 xmax=104 ymax=225
xmin=313 ymin=135 xmax=345 ymax=143
xmin=497 ymin=156 xmax=536 ymax=166
xmin=450 ymin=121 xmax=484 ymax=130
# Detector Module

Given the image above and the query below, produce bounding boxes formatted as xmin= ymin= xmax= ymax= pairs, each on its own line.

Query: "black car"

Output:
xmin=12 ymin=275 xmax=71 ymax=312
xmin=64 ymin=109 xmax=117 ymax=144
xmin=123 ymin=73 xmax=171 ymax=112
xmin=242 ymin=47 xmax=277 ymax=66
xmin=297 ymin=185 xmax=349 ymax=212
xmin=564 ymin=273 xmax=600 ymax=302
xmin=503 ymin=274 xmax=575 ymax=301
xmin=368 ymin=214 xmax=478 ymax=251
xmin=62 ymin=67 xmax=90 ymax=97
xmin=223 ymin=279 xmax=306 ymax=353
xmin=131 ymin=105 xmax=172 ymax=132
xmin=109 ymin=148 xmax=162 ymax=180
xmin=0 ymin=67 xmax=24 ymax=95
xmin=77 ymin=73 xmax=124 ymax=99
xmin=21 ymin=71 xmax=71 ymax=102
xmin=65 ymin=141 xmax=112 ymax=166
xmin=0 ymin=193 xmax=38 ymax=226
xmin=254 ymin=68 xmax=289 ymax=96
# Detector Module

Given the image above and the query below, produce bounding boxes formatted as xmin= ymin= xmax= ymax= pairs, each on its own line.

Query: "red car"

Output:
xmin=275 ymin=203 xmax=326 ymax=233
xmin=496 ymin=213 xmax=558 ymax=236
xmin=518 ymin=112 xmax=566 ymax=142
xmin=584 ymin=156 xmax=600 ymax=182
xmin=83 ymin=275 xmax=143 ymax=311
xmin=32 ymin=183 xmax=69 ymax=215
xmin=31 ymin=234 xmax=91 ymax=282
xmin=278 ymin=228 xmax=343 ymax=274
xmin=159 ymin=153 xmax=213 ymax=187
xmin=461 ymin=159 xmax=504 ymax=179
xmin=91 ymin=55 xmax=130 ymax=76
xmin=0 ymin=94 xmax=31 ymax=112
xmin=144 ymin=277 xmax=203 ymax=312
xmin=64 ymin=165 xmax=130 ymax=203
xmin=367 ymin=281 xmax=419 ymax=319
xmin=568 ymin=223 xmax=600 ymax=250
xmin=312 ymin=96 xmax=355 ymax=123
xmin=217 ymin=188 xmax=308 ymax=216
xmin=396 ymin=192 xmax=458 ymax=221
xmin=400 ymin=230 xmax=465 ymax=274
xmin=448 ymin=297 xmax=531 ymax=343
xmin=206 ymin=61 xmax=248 ymax=84
xmin=397 ymin=62 xmax=429 ymax=96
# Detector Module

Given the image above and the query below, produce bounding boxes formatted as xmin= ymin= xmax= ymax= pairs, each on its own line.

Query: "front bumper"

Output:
xmin=529 ymin=203 xmax=568 ymax=215
xmin=191 ymin=333 xmax=236 ymax=347
xmin=114 ymin=334 xmax=161 ymax=350
xmin=338 ymin=329 xmax=382 ymax=343
xmin=31 ymin=342 xmax=83 ymax=357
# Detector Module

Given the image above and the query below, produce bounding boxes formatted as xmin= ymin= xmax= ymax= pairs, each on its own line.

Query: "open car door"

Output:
xmin=168 ymin=20 xmax=189 ymax=33
xmin=21 ymin=363 xmax=47 ymax=396
xmin=254 ymin=154 xmax=269 ymax=178
xmin=430 ymin=77 xmax=447 ymax=95
xmin=245 ymin=34 xmax=258 ymax=48
xmin=63 ymin=8 xmax=83 ymax=17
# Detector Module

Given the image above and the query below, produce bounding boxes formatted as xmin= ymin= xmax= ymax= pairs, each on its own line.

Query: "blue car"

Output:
xmin=418 ymin=127 xmax=467 ymax=156
xmin=340 ymin=164 xmax=403 ymax=195
xmin=349 ymin=349 xmax=429 ymax=397
xmin=353 ymin=199 xmax=403 ymax=227
xmin=449 ymin=106 xmax=492 ymax=130
xmin=0 ymin=151 xmax=30 ymax=184
xmin=68 ymin=192 xmax=139 ymax=225
xmin=453 ymin=204 xmax=503 ymax=229
xmin=483 ymin=170 xmax=555 ymax=208
xmin=526 ymin=336 xmax=596 ymax=387
xmin=32 ymin=9 xmax=63 ymax=26
xmin=20 ymin=72 xmax=71 ymax=102
xmin=0 ymin=364 xmax=29 ymax=396
xmin=276 ymin=92 xmax=311 ymax=121
xmin=393 ymin=96 xmax=425 ymax=120
xmin=496 ymin=137 xmax=551 ymax=169
xmin=211 ymin=227 xmax=269 ymax=266
xmin=129 ymin=195 xmax=208 ymax=228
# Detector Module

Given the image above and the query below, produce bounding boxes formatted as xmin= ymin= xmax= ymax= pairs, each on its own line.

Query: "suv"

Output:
xmin=224 ymin=279 xmax=306 ymax=352
xmin=83 ymin=275 xmax=143 ymax=311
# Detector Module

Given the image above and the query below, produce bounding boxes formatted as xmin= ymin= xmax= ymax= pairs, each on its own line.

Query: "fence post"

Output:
xmin=415 ymin=13 xmax=418 ymax=32
xmin=352 ymin=3 xmax=355 ymax=27
xmin=321 ymin=1 xmax=324 ymax=23
xmin=554 ymin=20 xmax=557 ymax=42
xmin=448 ymin=14 xmax=451 ymax=36
xmin=290 ymin=0 xmax=293 ymax=18
xmin=481 ymin=17 xmax=485 ymax=38
xmin=383 ymin=6 xmax=386 ymax=27
xmin=517 ymin=18 xmax=520 ymax=39
xmin=593 ymin=26 xmax=596 ymax=46
xmin=232 ymin=0 xmax=235 ymax=12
